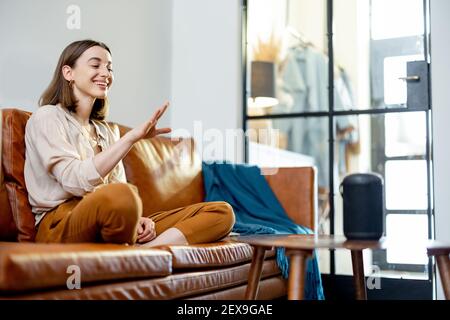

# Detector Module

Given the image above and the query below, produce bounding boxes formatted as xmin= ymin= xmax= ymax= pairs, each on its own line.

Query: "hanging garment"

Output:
xmin=272 ymin=47 xmax=329 ymax=187
xmin=273 ymin=46 xmax=358 ymax=186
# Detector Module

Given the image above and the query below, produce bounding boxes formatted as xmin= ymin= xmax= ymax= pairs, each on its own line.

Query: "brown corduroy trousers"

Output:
xmin=35 ymin=183 xmax=235 ymax=245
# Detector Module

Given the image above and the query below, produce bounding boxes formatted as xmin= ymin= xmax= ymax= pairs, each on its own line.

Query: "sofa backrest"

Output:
xmin=116 ymin=124 xmax=204 ymax=216
xmin=264 ymin=167 xmax=316 ymax=230
xmin=0 ymin=109 xmax=35 ymax=242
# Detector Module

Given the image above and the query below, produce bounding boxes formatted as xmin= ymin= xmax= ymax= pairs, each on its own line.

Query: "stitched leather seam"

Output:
xmin=11 ymin=184 xmax=19 ymax=230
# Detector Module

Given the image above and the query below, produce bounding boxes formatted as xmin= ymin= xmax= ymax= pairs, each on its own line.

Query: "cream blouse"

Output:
xmin=24 ymin=104 xmax=127 ymax=225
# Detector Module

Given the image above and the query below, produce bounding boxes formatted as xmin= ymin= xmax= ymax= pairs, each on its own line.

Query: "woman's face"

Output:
xmin=66 ymin=45 xmax=114 ymax=99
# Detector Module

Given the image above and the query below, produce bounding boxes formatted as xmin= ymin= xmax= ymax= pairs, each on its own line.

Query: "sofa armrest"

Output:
xmin=262 ymin=167 xmax=317 ymax=231
xmin=0 ymin=242 xmax=172 ymax=292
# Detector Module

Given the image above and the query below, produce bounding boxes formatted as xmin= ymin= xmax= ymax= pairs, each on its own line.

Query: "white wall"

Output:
xmin=171 ymin=0 xmax=243 ymax=162
xmin=1 ymin=0 xmax=242 ymax=158
xmin=430 ymin=0 xmax=450 ymax=301
xmin=0 ymin=0 xmax=172 ymax=128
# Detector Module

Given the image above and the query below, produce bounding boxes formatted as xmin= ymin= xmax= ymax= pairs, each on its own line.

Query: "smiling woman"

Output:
xmin=24 ymin=39 xmax=235 ymax=247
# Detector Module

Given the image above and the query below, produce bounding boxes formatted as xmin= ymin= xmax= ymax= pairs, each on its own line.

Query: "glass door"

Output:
xmin=332 ymin=0 xmax=432 ymax=285
xmin=243 ymin=0 xmax=433 ymax=298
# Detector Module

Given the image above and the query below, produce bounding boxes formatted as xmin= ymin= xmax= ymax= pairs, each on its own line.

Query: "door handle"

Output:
xmin=405 ymin=61 xmax=429 ymax=110
xmin=399 ymin=75 xmax=420 ymax=82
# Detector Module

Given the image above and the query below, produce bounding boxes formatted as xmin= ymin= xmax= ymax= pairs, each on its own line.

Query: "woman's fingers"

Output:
xmin=155 ymin=128 xmax=172 ymax=135
xmin=148 ymin=109 xmax=161 ymax=127
xmin=137 ymin=220 xmax=152 ymax=242
xmin=156 ymin=102 xmax=169 ymax=121
xmin=149 ymin=102 xmax=168 ymax=123
xmin=137 ymin=219 xmax=157 ymax=243
xmin=146 ymin=102 xmax=168 ymax=130
xmin=140 ymin=226 xmax=156 ymax=243
xmin=138 ymin=232 xmax=156 ymax=243
xmin=138 ymin=230 xmax=152 ymax=242
xmin=135 ymin=102 xmax=171 ymax=141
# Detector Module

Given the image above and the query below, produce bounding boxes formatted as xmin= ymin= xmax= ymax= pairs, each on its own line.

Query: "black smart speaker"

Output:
xmin=341 ymin=173 xmax=384 ymax=240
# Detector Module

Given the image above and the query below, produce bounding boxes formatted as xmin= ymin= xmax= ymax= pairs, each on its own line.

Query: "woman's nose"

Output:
xmin=100 ymin=66 xmax=112 ymax=77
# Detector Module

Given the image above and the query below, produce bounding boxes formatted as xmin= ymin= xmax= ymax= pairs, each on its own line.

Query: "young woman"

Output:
xmin=24 ymin=39 xmax=235 ymax=246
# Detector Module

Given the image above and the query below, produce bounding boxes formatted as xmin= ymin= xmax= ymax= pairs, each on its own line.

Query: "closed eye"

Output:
xmin=91 ymin=65 xmax=113 ymax=72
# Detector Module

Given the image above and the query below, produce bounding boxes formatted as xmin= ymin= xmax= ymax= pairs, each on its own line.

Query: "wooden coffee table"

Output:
xmin=235 ymin=234 xmax=386 ymax=300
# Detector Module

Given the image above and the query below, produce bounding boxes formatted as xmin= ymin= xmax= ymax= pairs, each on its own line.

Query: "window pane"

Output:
xmin=386 ymin=214 xmax=428 ymax=265
xmin=385 ymin=112 xmax=426 ymax=157
xmin=334 ymin=113 xmax=430 ymax=277
xmin=246 ymin=0 xmax=328 ymax=116
xmin=247 ymin=117 xmax=329 ymax=186
xmin=333 ymin=0 xmax=426 ymax=110
xmin=371 ymin=0 xmax=424 ymax=40
xmin=385 ymin=160 xmax=428 ymax=210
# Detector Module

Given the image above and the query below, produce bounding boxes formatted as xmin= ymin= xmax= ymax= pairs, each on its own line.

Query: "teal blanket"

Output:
xmin=202 ymin=162 xmax=324 ymax=300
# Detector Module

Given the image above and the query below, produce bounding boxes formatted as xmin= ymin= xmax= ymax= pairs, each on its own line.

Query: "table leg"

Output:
xmin=351 ymin=249 xmax=367 ymax=300
xmin=436 ymin=255 xmax=450 ymax=300
xmin=245 ymin=246 xmax=267 ymax=300
xmin=286 ymin=249 xmax=312 ymax=300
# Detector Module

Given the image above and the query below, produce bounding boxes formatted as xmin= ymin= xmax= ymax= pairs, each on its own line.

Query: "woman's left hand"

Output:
xmin=136 ymin=217 xmax=157 ymax=243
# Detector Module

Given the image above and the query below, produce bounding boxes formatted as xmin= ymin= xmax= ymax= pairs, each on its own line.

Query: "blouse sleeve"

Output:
xmin=105 ymin=123 xmax=128 ymax=184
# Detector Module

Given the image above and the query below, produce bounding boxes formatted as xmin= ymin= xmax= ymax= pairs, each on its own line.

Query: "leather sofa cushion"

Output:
xmin=0 ymin=109 xmax=35 ymax=242
xmin=117 ymin=124 xmax=204 ymax=215
xmin=0 ymin=242 xmax=172 ymax=292
xmin=161 ymin=241 xmax=276 ymax=269
xmin=7 ymin=257 xmax=281 ymax=299
xmin=188 ymin=276 xmax=286 ymax=300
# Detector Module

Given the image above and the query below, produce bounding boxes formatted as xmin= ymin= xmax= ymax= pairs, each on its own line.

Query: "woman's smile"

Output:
xmin=93 ymin=80 xmax=108 ymax=90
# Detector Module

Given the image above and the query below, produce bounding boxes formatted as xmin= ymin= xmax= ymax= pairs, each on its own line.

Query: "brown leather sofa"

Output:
xmin=0 ymin=108 xmax=317 ymax=300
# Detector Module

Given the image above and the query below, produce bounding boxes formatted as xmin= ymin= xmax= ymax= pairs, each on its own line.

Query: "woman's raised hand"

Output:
xmin=94 ymin=102 xmax=172 ymax=179
xmin=127 ymin=101 xmax=172 ymax=143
